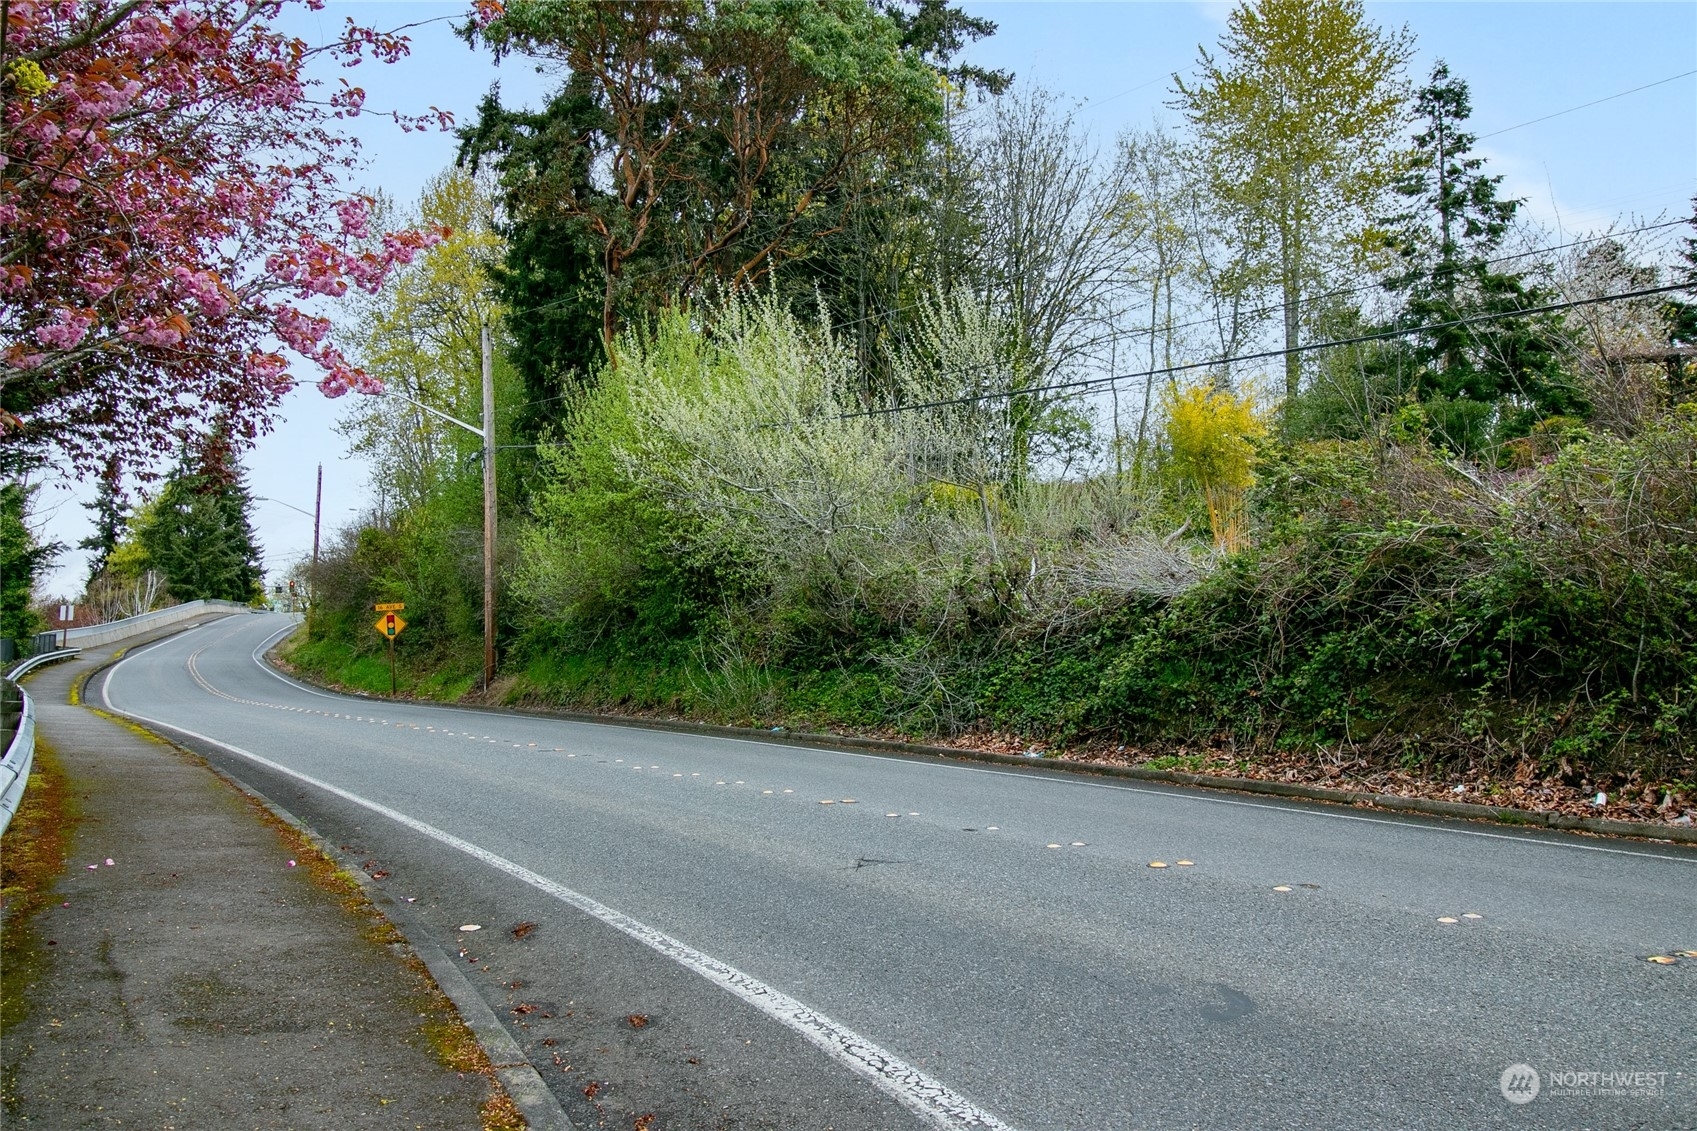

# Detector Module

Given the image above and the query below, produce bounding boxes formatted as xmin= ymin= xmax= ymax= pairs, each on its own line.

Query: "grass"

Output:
xmin=1142 ymin=753 xmax=1210 ymax=773
xmin=0 ymin=738 xmax=76 ymax=1024
xmin=283 ymin=636 xmax=482 ymax=702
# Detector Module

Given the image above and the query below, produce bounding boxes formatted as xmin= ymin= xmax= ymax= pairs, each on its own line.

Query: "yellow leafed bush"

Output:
xmin=1162 ymin=382 xmax=1268 ymax=551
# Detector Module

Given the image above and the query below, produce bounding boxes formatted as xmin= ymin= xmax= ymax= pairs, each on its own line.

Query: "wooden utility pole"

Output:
xmin=481 ymin=323 xmax=497 ymax=692
xmin=310 ymin=462 xmax=322 ymax=634
xmin=367 ymin=342 xmax=496 ymax=687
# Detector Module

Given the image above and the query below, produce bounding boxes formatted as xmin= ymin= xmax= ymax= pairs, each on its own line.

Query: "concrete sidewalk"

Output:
xmin=1 ymin=628 xmax=510 ymax=1129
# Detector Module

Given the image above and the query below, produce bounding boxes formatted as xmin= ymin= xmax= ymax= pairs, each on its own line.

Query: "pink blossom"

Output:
xmin=3 ymin=0 xmax=451 ymax=464
xmin=334 ymin=197 xmax=371 ymax=239
xmin=118 ymin=15 xmax=171 ymax=57
xmin=35 ymin=308 xmax=95 ymax=350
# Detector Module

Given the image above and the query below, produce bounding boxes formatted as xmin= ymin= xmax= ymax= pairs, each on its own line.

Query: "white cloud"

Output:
xmin=1192 ymin=1 xmax=1234 ymax=29
xmin=1479 ymin=144 xmax=1642 ymax=240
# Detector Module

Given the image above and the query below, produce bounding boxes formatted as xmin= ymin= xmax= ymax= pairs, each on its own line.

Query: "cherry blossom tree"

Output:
xmin=0 ymin=0 xmax=499 ymax=468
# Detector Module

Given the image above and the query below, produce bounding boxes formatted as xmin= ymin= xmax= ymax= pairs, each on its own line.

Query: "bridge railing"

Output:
xmin=61 ymin=599 xmax=252 ymax=649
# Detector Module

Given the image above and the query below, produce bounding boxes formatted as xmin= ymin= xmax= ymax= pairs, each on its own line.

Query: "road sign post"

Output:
xmin=373 ymin=605 xmax=406 ymax=695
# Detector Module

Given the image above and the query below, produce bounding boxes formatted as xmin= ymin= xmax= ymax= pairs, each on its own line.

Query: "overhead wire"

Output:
xmin=476 ymin=280 xmax=1694 ymax=451
xmin=1475 ymin=69 xmax=1697 ymax=141
xmin=834 ymin=281 xmax=1694 ymax=420
xmin=818 ymin=216 xmax=1691 ymax=347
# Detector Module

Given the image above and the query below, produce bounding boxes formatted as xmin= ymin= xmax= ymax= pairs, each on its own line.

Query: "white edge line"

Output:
xmin=162 ymin=614 xmax=1695 ymax=866
xmin=95 ymin=661 xmax=1017 ymax=1131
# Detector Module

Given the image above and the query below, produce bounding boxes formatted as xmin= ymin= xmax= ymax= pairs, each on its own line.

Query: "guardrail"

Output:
xmin=0 ymin=650 xmax=79 ymax=837
xmin=62 ymin=599 xmax=250 ymax=649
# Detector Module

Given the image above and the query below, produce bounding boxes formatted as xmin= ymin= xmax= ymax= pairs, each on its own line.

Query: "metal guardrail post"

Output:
xmin=0 ymin=649 xmax=80 ymax=836
xmin=0 ymin=685 xmax=36 ymax=836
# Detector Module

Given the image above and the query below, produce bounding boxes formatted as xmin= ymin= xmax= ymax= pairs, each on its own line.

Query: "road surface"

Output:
xmin=95 ymin=612 xmax=1696 ymax=1130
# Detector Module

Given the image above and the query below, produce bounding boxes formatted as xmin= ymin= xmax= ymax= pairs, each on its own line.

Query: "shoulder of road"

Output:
xmin=273 ymin=645 xmax=1697 ymax=849
xmin=0 ymin=616 xmax=571 ymax=1131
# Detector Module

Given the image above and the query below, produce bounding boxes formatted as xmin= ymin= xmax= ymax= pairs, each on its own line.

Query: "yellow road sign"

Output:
xmin=374 ymin=602 xmax=406 ymax=612
xmin=374 ymin=612 xmax=407 ymax=638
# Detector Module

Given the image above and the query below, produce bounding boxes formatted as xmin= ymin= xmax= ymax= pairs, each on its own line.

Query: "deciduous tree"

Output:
xmin=1 ymin=0 xmax=464 ymax=468
xmin=338 ymin=169 xmax=505 ymax=509
xmin=1175 ymin=0 xmax=1411 ymax=402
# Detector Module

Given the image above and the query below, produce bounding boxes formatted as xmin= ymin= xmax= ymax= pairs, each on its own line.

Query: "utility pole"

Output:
xmin=366 ymin=338 xmax=498 ymax=691
xmin=311 ymin=463 xmax=322 ymax=634
xmin=481 ymin=323 xmax=497 ymax=693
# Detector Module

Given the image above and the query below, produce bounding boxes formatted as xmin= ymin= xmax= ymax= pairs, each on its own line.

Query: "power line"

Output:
xmin=835 ymin=282 xmax=1694 ymax=420
xmin=1476 ymin=69 xmax=1697 ymax=141
xmin=364 ymin=279 xmax=1696 ymax=456
xmin=823 ymin=216 xmax=1692 ymax=348
xmin=345 ymin=239 xmax=1695 ymax=426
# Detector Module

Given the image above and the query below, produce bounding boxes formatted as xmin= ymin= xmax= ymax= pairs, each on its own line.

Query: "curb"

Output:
xmin=507 ymin=709 xmax=1697 ymax=846
xmin=73 ymin=631 xmax=579 ymax=1131
xmin=270 ymin=640 xmax=1697 ymax=849
xmin=214 ymin=776 xmax=577 ymax=1131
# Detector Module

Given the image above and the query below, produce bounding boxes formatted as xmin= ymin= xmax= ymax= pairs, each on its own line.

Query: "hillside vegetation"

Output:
xmin=271 ymin=0 xmax=1696 ymax=821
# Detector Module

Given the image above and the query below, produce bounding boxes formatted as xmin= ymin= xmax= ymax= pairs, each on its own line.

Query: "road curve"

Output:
xmin=96 ymin=612 xmax=1696 ymax=1131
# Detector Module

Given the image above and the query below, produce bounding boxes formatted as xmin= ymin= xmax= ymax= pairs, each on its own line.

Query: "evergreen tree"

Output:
xmin=1381 ymin=61 xmax=1574 ymax=453
xmin=135 ymin=446 xmax=263 ymax=604
xmin=458 ymin=74 xmax=609 ymax=443
xmin=1 ymin=482 xmax=61 ymax=641
xmin=458 ymin=0 xmax=958 ymax=437
xmin=77 ymin=456 xmax=128 ymax=585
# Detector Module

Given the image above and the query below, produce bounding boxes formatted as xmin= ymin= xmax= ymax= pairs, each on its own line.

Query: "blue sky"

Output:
xmin=32 ymin=1 xmax=1697 ymax=598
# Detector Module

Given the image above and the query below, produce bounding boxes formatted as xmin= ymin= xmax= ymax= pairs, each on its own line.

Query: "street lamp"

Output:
xmin=362 ymin=323 xmax=497 ymax=692
xmin=253 ymin=496 xmax=314 ymax=518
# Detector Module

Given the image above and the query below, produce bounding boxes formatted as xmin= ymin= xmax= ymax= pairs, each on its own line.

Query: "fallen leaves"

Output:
xmin=511 ymin=921 xmax=537 ymax=940
xmin=627 ymin=1014 xmax=649 ymax=1029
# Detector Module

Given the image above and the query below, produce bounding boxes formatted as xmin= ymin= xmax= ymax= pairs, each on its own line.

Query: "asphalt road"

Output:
xmin=96 ymin=613 xmax=1696 ymax=1131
